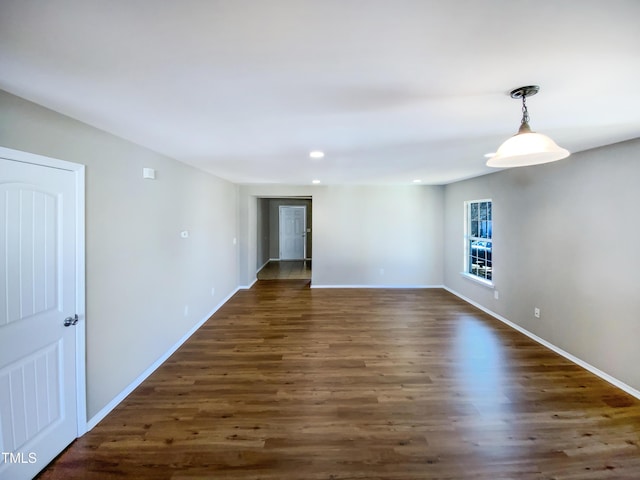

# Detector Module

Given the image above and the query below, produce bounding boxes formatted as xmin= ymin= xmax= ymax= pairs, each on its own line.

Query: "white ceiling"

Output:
xmin=1 ymin=0 xmax=639 ymax=185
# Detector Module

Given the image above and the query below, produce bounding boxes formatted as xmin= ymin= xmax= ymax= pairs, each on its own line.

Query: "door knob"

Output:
xmin=64 ymin=314 xmax=79 ymax=327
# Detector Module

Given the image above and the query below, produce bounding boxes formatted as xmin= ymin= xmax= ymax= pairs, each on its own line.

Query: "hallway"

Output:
xmin=257 ymin=260 xmax=312 ymax=280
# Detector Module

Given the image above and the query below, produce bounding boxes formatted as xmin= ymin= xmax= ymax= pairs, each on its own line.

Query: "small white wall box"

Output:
xmin=143 ymin=168 xmax=156 ymax=179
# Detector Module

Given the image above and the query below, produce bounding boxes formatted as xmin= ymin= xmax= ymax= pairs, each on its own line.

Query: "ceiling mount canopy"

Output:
xmin=487 ymin=85 xmax=570 ymax=168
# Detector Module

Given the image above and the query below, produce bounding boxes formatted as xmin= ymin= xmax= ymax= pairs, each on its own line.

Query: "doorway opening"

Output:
xmin=256 ymin=197 xmax=312 ymax=281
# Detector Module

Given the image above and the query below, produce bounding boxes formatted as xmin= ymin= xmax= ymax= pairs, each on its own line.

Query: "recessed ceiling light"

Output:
xmin=484 ymin=152 xmax=496 ymax=158
xmin=309 ymin=151 xmax=325 ymax=159
xmin=413 ymin=179 xmax=422 ymax=183
xmin=312 ymin=179 xmax=321 ymax=184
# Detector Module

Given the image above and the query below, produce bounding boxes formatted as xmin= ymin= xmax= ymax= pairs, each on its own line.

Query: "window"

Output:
xmin=465 ymin=199 xmax=492 ymax=282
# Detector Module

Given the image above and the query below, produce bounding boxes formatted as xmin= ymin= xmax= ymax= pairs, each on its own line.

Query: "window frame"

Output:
xmin=462 ymin=199 xmax=494 ymax=287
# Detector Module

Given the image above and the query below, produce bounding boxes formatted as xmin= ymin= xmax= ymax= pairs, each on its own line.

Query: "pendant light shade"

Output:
xmin=487 ymin=86 xmax=569 ymax=168
xmin=487 ymin=130 xmax=570 ymax=168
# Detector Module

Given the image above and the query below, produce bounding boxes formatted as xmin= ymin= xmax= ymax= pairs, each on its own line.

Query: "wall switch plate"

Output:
xmin=494 ymin=290 xmax=499 ymax=300
xmin=142 ymin=167 xmax=156 ymax=179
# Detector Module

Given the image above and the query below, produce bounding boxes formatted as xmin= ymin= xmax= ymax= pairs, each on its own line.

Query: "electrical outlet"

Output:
xmin=534 ymin=307 xmax=540 ymax=318
xmin=211 ymin=287 xmax=215 ymax=297
xmin=494 ymin=290 xmax=499 ymax=300
xmin=184 ymin=305 xmax=189 ymax=317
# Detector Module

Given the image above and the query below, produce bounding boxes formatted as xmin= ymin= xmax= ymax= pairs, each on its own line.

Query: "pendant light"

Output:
xmin=487 ymin=85 xmax=569 ymax=168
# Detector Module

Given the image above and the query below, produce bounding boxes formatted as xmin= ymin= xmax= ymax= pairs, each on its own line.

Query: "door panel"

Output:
xmin=279 ymin=206 xmax=305 ymax=260
xmin=0 ymin=341 xmax=62 ymax=452
xmin=0 ymin=158 xmax=78 ymax=480
xmin=2 ymin=187 xmax=58 ymax=326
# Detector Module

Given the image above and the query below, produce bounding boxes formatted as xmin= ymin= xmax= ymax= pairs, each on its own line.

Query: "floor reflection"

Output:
xmin=450 ymin=316 xmax=523 ymax=460
xmin=452 ymin=316 xmax=512 ymax=414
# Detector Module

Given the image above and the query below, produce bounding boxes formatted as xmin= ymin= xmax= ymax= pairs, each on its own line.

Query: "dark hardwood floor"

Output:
xmin=39 ymin=281 xmax=640 ymax=479
xmin=257 ymin=260 xmax=312 ymax=280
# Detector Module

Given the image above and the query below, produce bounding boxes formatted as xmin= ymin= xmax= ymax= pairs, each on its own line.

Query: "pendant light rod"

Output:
xmin=512 ymin=85 xmax=538 ymax=134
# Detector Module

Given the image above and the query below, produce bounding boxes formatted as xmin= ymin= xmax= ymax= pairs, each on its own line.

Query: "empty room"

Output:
xmin=1 ymin=1 xmax=640 ymax=479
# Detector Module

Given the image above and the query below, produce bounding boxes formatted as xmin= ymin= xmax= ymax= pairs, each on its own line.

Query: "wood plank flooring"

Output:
xmin=257 ymin=260 xmax=312 ymax=280
xmin=38 ymin=281 xmax=640 ymax=479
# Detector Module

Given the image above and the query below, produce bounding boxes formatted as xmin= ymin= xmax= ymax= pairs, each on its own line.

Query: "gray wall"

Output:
xmin=0 ymin=90 xmax=239 ymax=419
xmin=312 ymin=186 xmax=443 ymax=286
xmin=239 ymin=185 xmax=444 ymax=287
xmin=257 ymin=198 xmax=270 ymax=268
xmin=443 ymin=138 xmax=640 ymax=391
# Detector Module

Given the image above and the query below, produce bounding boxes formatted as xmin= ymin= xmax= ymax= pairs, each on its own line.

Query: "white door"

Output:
xmin=0 ymin=153 xmax=83 ymax=480
xmin=279 ymin=206 xmax=306 ymax=260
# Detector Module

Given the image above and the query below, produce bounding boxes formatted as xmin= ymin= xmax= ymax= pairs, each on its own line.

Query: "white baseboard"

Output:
xmin=86 ymin=287 xmax=241 ymax=431
xmin=443 ymin=286 xmax=640 ymax=401
xmin=257 ymin=259 xmax=270 ymax=272
xmin=238 ymin=277 xmax=258 ymax=290
xmin=311 ymin=284 xmax=445 ymax=289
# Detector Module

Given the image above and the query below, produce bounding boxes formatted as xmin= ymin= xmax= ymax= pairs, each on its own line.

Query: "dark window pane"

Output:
xmin=471 ymin=220 xmax=479 ymax=237
xmin=471 ymin=203 xmax=478 ymax=220
xmin=479 ymin=202 xmax=487 ymax=220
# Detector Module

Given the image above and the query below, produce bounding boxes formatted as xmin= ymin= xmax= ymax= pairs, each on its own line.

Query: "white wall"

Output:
xmin=443 ymin=138 xmax=640 ymax=391
xmin=239 ymin=184 xmax=444 ymax=287
xmin=0 ymin=90 xmax=239 ymax=419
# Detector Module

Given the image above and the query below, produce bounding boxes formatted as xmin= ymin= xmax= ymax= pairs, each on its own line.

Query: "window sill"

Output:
xmin=460 ymin=272 xmax=494 ymax=289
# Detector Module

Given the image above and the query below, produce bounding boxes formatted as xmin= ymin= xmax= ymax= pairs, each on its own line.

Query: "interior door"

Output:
xmin=0 ymin=156 xmax=80 ymax=480
xmin=279 ymin=206 xmax=306 ymax=260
